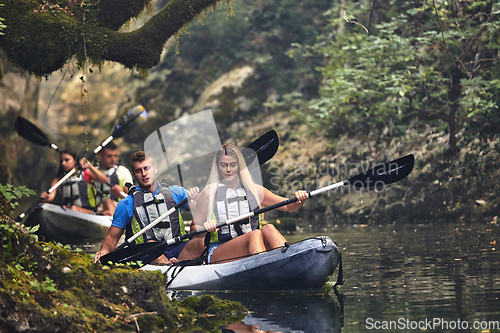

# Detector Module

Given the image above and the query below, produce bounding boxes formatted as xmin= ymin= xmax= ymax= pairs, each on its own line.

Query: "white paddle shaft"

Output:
xmin=48 ymin=168 xmax=77 ymax=193
xmin=309 ymin=180 xmax=347 ymax=197
xmin=124 ymin=198 xmax=188 ymax=244
xmin=93 ymin=135 xmax=114 ymax=154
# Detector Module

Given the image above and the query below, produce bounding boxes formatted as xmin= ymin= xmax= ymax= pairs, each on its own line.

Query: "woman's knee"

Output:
xmin=247 ymin=229 xmax=263 ymax=239
xmin=261 ymin=224 xmax=279 ymax=234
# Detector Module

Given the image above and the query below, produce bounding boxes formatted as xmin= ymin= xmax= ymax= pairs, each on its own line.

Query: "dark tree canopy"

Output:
xmin=0 ymin=0 xmax=229 ymax=77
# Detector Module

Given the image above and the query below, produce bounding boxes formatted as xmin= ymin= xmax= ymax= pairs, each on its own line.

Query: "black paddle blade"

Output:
xmin=15 ymin=116 xmax=54 ymax=149
xmin=112 ymin=105 xmax=147 ymax=139
xmin=100 ymin=241 xmax=167 ymax=265
xmin=348 ymin=154 xmax=414 ymax=190
xmin=243 ymin=130 xmax=279 ymax=166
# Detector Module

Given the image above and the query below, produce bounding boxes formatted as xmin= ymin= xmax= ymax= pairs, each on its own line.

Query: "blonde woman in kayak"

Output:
xmin=191 ymin=143 xmax=307 ymax=264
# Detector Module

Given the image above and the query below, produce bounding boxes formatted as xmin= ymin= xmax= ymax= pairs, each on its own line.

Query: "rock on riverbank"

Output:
xmin=0 ymin=214 xmax=246 ymax=332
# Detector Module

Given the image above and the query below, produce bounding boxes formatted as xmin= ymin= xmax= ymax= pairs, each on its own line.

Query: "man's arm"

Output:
xmin=110 ymin=184 xmax=127 ymax=199
xmin=94 ymin=226 xmax=124 ymax=263
xmin=112 ymin=166 xmax=134 ymax=199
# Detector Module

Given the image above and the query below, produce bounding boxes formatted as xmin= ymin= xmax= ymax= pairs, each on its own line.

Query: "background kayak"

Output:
xmin=23 ymin=203 xmax=112 ymax=243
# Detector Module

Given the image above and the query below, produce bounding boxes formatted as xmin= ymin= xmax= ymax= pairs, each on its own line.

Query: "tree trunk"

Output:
xmin=0 ymin=53 xmax=40 ymax=185
xmin=448 ymin=102 xmax=458 ymax=156
xmin=447 ymin=68 xmax=463 ymax=156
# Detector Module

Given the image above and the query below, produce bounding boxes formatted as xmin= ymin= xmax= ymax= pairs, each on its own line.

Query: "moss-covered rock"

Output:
xmin=0 ymin=213 xmax=247 ymax=332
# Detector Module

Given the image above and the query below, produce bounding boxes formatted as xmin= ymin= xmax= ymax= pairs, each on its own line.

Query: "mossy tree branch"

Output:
xmin=96 ymin=0 xmax=152 ymax=30
xmin=100 ymin=0 xmax=223 ymax=71
xmin=0 ymin=0 xmax=228 ymax=77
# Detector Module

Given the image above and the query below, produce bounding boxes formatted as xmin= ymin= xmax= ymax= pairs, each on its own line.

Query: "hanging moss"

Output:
xmin=0 ymin=0 xmax=80 ymax=77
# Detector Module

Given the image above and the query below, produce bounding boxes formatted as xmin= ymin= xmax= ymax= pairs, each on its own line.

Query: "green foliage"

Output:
xmin=137 ymin=0 xmax=331 ymax=139
xmin=29 ymin=276 xmax=57 ymax=293
xmin=0 ymin=222 xmax=15 ymax=255
xmin=290 ymin=0 xmax=500 ymax=144
xmin=0 ymin=183 xmax=36 ymax=213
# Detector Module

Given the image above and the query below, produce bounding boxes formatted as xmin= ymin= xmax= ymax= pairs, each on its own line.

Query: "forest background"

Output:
xmin=0 ymin=1 xmax=499 ymax=330
xmin=1 ymin=0 xmax=499 ymax=228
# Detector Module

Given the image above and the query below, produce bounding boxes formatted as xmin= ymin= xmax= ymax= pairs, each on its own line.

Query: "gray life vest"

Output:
xmin=59 ymin=173 xmax=95 ymax=210
xmin=213 ymin=183 xmax=260 ymax=242
xmin=129 ymin=186 xmax=186 ymax=244
xmin=61 ymin=174 xmax=82 ymax=207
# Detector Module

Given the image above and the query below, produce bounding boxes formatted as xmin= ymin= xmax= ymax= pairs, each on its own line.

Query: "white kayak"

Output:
xmin=141 ymin=236 xmax=341 ymax=291
xmin=23 ymin=203 xmax=112 ymax=242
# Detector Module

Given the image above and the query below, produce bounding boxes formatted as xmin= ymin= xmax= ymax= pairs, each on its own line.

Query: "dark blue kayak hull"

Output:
xmin=141 ymin=236 xmax=340 ymax=291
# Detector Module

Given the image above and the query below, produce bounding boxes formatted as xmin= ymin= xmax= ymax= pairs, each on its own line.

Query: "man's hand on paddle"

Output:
xmin=94 ymin=226 xmax=123 ymax=264
xmin=94 ymin=250 xmax=108 ymax=264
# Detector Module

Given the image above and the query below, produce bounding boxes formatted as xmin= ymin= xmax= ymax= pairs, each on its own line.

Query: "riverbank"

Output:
xmin=0 ymin=214 xmax=247 ymax=332
xmin=249 ymin=112 xmax=499 ymax=228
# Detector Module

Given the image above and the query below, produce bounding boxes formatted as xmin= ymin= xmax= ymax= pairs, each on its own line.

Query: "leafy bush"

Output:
xmin=289 ymin=0 xmax=500 ymax=148
xmin=0 ymin=183 xmax=36 ymax=214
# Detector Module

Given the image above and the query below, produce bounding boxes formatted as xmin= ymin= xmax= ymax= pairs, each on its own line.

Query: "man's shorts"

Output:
xmin=163 ymin=240 xmax=188 ymax=260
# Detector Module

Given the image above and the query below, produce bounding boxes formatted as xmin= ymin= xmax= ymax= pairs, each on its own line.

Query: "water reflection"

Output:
xmin=175 ymin=290 xmax=344 ymax=333
xmin=322 ymin=222 xmax=500 ymax=331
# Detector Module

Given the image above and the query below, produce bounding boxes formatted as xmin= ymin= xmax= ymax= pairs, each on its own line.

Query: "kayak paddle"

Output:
xmin=169 ymin=154 xmax=414 ymax=250
xmin=14 ymin=105 xmax=147 ymax=222
xmin=15 ymin=116 xmax=62 ymax=153
xmin=104 ymin=153 xmax=413 ymax=265
xmin=15 ymin=115 xmax=132 ymax=198
xmin=243 ymin=129 xmax=279 ymax=166
xmin=103 ymin=240 xmax=170 ymax=265
xmin=253 ymin=153 xmax=415 ymax=214
xmin=100 ymin=130 xmax=280 ymax=264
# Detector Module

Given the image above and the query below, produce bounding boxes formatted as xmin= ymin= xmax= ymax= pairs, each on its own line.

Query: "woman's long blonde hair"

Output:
xmin=205 ymin=144 xmax=262 ymax=222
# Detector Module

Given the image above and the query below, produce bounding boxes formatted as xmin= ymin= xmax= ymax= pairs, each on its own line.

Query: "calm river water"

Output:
xmin=79 ymin=220 xmax=500 ymax=332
